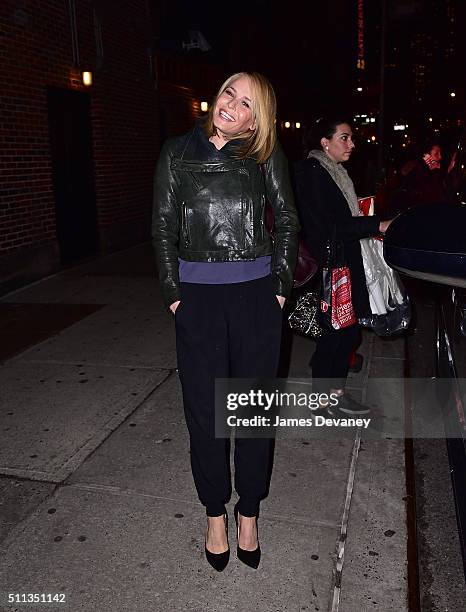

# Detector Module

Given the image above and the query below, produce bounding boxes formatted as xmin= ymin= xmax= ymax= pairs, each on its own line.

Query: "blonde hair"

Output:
xmin=204 ymin=72 xmax=277 ymax=164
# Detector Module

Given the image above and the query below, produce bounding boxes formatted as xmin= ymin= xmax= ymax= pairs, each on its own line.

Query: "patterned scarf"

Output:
xmin=307 ymin=149 xmax=360 ymax=216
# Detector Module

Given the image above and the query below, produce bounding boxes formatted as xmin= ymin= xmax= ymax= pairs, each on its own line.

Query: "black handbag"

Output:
xmin=287 ymin=290 xmax=323 ymax=338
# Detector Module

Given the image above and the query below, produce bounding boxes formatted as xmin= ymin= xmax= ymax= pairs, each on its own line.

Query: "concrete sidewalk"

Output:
xmin=0 ymin=244 xmax=408 ymax=612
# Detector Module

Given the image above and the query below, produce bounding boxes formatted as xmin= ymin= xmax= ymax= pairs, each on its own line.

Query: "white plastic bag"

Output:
xmin=359 ymin=237 xmax=411 ymax=336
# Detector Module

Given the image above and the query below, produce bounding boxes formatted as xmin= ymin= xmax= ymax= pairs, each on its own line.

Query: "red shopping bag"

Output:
xmin=321 ymin=265 xmax=357 ymax=330
xmin=358 ymin=195 xmax=375 ymax=216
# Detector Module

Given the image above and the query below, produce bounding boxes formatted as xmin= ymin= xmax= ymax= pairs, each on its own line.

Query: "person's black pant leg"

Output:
xmin=226 ymin=276 xmax=283 ymax=517
xmin=175 ymin=283 xmax=231 ymax=517
xmin=311 ymin=323 xmax=360 ymax=392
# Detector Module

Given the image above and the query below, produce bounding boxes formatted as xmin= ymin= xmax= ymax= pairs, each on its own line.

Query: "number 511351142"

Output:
xmin=8 ymin=593 xmax=66 ymax=603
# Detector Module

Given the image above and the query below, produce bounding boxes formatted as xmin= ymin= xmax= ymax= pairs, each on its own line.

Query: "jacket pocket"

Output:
xmin=181 ymin=202 xmax=190 ymax=247
xmin=259 ymin=195 xmax=266 ymax=240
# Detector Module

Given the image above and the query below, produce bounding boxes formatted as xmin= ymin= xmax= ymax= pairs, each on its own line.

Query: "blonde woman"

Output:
xmin=152 ymin=72 xmax=299 ymax=570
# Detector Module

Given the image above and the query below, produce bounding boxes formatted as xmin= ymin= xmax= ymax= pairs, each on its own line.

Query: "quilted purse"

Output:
xmin=287 ymin=291 xmax=323 ymax=338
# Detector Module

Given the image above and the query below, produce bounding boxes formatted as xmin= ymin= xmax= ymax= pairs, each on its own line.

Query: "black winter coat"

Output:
xmin=293 ymin=158 xmax=380 ymax=318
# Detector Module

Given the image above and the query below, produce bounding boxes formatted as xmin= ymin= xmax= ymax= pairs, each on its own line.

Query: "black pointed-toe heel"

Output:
xmin=205 ymin=546 xmax=230 ymax=572
xmin=205 ymin=514 xmax=230 ymax=572
xmin=234 ymin=504 xmax=261 ymax=569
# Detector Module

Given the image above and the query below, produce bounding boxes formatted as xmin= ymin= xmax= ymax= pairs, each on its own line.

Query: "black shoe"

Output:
xmin=205 ymin=514 xmax=230 ymax=572
xmin=234 ymin=504 xmax=261 ymax=569
xmin=331 ymin=394 xmax=371 ymax=416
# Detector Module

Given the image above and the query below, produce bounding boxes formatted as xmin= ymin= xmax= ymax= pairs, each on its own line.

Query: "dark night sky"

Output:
xmin=151 ymin=0 xmax=465 ymax=131
xmin=152 ymin=0 xmax=358 ymax=120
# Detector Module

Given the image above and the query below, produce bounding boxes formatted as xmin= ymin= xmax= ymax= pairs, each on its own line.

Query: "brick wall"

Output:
xmin=91 ymin=1 xmax=157 ymax=250
xmin=0 ymin=0 xmax=157 ymax=293
xmin=0 ymin=0 xmax=231 ymax=295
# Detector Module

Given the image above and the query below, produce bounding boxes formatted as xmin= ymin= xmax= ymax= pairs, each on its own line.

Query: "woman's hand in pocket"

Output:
xmin=170 ymin=300 xmax=181 ymax=315
xmin=276 ymin=295 xmax=285 ymax=309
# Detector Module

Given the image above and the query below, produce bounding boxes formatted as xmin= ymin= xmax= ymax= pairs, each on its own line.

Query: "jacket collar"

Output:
xmin=182 ymin=122 xmax=248 ymax=162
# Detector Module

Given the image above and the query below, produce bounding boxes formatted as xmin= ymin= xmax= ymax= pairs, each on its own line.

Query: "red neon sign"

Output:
xmin=357 ymin=0 xmax=365 ymax=70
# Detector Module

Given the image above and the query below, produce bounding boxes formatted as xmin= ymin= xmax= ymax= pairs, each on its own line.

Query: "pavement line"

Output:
xmin=0 ymin=467 xmax=61 ymax=483
xmin=65 ymin=482 xmax=201 ymax=506
xmin=0 ymin=371 xmax=173 ymax=485
xmin=57 ymin=372 xmax=173 ymax=481
xmin=64 ymin=483 xmax=341 ymax=527
xmin=330 ymin=332 xmax=373 ymax=611
xmin=330 ymin=430 xmax=362 ymax=612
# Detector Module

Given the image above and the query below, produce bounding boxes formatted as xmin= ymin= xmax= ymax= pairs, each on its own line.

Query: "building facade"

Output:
xmin=0 ymin=1 xmax=233 ymax=295
xmin=0 ymin=0 xmax=158 ymax=294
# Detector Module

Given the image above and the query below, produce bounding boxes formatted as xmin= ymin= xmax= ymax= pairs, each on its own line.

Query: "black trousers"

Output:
xmin=310 ymin=323 xmax=360 ymax=393
xmin=175 ymin=276 xmax=283 ymax=517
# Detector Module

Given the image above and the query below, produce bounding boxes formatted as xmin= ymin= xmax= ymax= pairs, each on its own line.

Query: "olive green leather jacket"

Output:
xmin=152 ymin=124 xmax=299 ymax=308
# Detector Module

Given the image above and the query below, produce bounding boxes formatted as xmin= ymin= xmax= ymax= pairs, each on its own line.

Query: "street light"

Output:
xmin=356 ymin=87 xmax=363 ymax=92
xmin=82 ymin=71 xmax=93 ymax=87
xmin=284 ymin=121 xmax=291 ymax=128
xmin=200 ymin=101 xmax=209 ymax=112
xmin=295 ymin=122 xmax=301 ymax=129
xmin=450 ymin=92 xmax=456 ymax=98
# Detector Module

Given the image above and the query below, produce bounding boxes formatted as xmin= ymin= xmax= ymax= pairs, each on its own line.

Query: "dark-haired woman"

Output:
xmin=294 ymin=118 xmax=392 ymax=414
xmin=152 ymin=72 xmax=299 ymax=570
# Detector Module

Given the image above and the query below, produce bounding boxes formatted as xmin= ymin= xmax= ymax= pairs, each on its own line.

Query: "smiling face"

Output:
xmin=321 ymin=123 xmax=355 ymax=163
xmin=212 ymin=75 xmax=256 ymax=139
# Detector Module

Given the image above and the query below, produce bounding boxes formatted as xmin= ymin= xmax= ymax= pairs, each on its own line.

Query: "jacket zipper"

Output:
xmin=260 ymin=195 xmax=266 ymax=239
xmin=181 ymin=202 xmax=190 ymax=246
